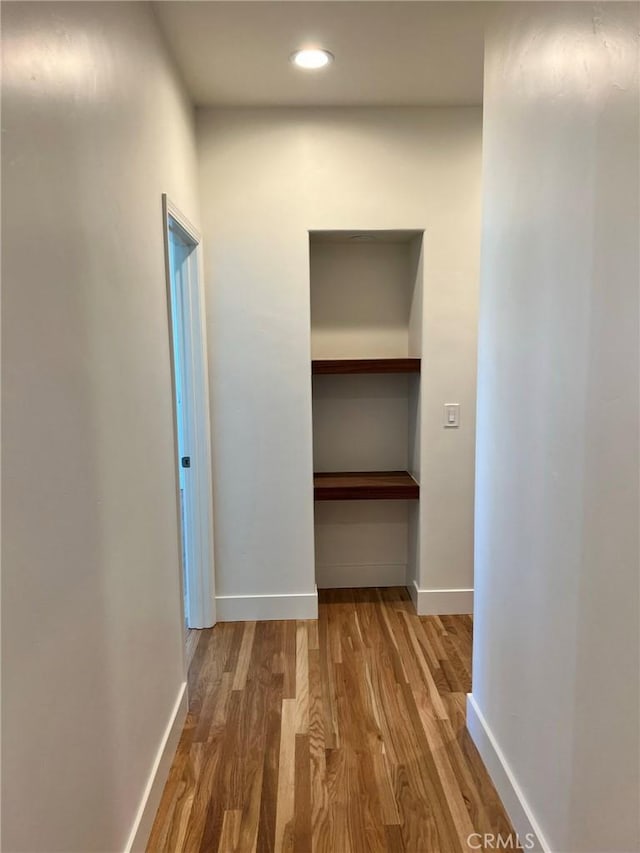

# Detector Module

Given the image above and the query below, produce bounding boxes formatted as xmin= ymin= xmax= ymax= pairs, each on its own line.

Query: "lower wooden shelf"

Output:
xmin=314 ymin=471 xmax=419 ymax=501
xmin=312 ymin=358 xmax=421 ymax=375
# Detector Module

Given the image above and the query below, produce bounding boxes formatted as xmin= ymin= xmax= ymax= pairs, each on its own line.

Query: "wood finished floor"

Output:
xmin=148 ymin=588 xmax=513 ymax=852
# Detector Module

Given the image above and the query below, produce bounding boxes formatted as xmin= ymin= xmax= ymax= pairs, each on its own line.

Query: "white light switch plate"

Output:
xmin=444 ymin=403 xmax=460 ymax=428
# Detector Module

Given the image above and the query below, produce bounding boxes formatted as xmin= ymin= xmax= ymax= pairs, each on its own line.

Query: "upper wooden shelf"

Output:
xmin=314 ymin=471 xmax=419 ymax=501
xmin=312 ymin=358 xmax=421 ymax=375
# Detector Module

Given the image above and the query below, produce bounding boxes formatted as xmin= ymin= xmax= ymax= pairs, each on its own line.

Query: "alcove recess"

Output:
xmin=310 ymin=229 xmax=424 ymax=591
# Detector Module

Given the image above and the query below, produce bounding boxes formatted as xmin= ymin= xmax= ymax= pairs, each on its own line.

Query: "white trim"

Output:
xmin=216 ymin=588 xmax=318 ymax=621
xmin=410 ymin=581 xmax=473 ymax=615
xmin=162 ymin=194 xmax=216 ymax=630
xmin=408 ymin=578 xmax=419 ymax=609
xmin=466 ymin=694 xmax=551 ymax=853
xmin=316 ymin=562 xmax=406 ymax=589
xmin=124 ymin=683 xmax=187 ymax=853
xmin=164 ymin=197 xmax=201 ymax=243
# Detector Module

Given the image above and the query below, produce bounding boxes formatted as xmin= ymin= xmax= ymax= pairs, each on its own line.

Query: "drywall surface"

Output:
xmin=311 ymin=241 xmax=413 ymax=358
xmin=313 ymin=374 xmax=411 ymax=472
xmin=473 ymin=3 xmax=639 ymax=851
xmin=314 ymin=501 xmax=410 ymax=588
xmin=197 ymin=107 xmax=482 ymax=605
xmin=1 ymin=2 xmax=200 ymax=850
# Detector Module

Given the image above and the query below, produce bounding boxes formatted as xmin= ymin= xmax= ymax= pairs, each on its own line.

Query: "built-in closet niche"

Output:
xmin=309 ymin=230 xmax=424 ymax=591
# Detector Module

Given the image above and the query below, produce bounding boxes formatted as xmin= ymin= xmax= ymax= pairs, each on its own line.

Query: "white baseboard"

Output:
xmin=411 ymin=581 xmax=474 ymax=615
xmin=316 ymin=562 xmax=406 ymax=589
xmin=124 ymin=682 xmax=187 ymax=853
xmin=215 ymin=588 xmax=318 ymax=621
xmin=466 ymin=694 xmax=550 ymax=853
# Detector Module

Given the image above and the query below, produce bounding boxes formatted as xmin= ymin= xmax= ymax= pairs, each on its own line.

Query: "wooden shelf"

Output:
xmin=314 ymin=471 xmax=419 ymax=501
xmin=312 ymin=358 xmax=421 ymax=375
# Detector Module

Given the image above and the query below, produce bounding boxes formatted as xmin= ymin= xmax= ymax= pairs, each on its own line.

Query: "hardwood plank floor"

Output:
xmin=148 ymin=588 xmax=513 ymax=852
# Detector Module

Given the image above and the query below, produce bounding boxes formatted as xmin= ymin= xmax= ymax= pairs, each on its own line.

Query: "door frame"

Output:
xmin=162 ymin=194 xmax=216 ymax=629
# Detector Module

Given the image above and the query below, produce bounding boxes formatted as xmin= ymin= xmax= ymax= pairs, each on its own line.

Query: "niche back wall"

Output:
xmin=196 ymin=107 xmax=482 ymax=619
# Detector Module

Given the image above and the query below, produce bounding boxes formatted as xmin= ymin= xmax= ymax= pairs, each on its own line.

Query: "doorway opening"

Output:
xmin=162 ymin=195 xmax=216 ymax=631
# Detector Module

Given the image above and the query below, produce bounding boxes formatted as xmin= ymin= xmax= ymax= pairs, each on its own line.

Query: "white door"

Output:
xmin=163 ymin=196 xmax=216 ymax=629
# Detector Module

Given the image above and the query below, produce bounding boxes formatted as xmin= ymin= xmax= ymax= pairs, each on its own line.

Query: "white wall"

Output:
xmin=314 ymin=501 xmax=411 ymax=589
xmin=1 ymin=2 xmax=200 ymax=850
xmin=197 ymin=107 xmax=482 ymax=614
xmin=471 ymin=4 xmax=639 ymax=851
xmin=312 ymin=373 xmax=410 ymax=472
xmin=310 ymin=240 xmax=414 ymax=358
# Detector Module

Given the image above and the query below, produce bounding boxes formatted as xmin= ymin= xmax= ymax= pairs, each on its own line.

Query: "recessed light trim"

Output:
xmin=290 ymin=48 xmax=334 ymax=70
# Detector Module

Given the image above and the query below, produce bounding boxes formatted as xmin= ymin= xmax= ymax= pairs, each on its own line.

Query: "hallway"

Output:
xmin=148 ymin=589 xmax=512 ymax=851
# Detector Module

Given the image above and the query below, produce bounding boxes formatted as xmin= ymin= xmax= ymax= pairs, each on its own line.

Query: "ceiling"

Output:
xmin=154 ymin=2 xmax=492 ymax=107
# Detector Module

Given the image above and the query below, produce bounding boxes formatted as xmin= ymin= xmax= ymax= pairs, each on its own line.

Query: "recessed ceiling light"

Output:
xmin=290 ymin=48 xmax=334 ymax=70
